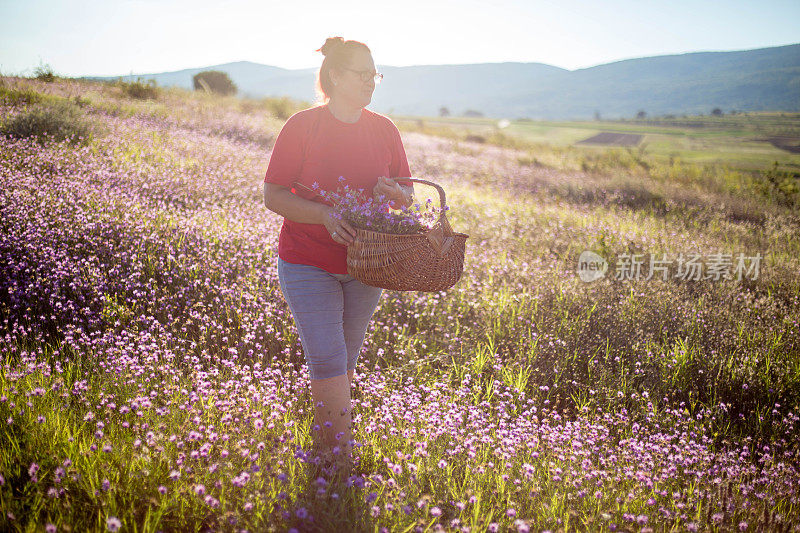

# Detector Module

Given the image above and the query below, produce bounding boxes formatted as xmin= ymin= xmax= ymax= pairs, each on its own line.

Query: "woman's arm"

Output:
xmin=263 ymin=182 xmax=328 ymax=225
xmin=263 ymin=182 xmax=356 ymax=244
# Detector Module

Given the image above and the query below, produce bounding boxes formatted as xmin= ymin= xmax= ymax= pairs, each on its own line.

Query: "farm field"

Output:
xmin=1 ymin=75 xmax=799 ymax=532
xmin=393 ymin=113 xmax=800 ymax=173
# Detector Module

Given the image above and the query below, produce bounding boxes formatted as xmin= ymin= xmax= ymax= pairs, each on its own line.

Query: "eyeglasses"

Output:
xmin=342 ymin=67 xmax=383 ymax=84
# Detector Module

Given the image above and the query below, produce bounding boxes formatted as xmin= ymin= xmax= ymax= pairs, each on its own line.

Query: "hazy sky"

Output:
xmin=1 ymin=0 xmax=799 ymax=77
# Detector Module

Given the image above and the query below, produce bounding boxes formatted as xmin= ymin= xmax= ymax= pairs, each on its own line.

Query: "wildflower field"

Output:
xmin=1 ymin=75 xmax=799 ymax=533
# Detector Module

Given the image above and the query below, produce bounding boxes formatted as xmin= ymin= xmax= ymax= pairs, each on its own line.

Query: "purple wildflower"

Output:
xmin=106 ymin=516 xmax=121 ymax=532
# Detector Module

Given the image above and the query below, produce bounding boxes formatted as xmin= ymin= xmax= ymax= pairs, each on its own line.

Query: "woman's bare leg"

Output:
xmin=309 ymin=370 xmax=355 ymax=445
xmin=310 ymin=373 xmax=353 ymax=459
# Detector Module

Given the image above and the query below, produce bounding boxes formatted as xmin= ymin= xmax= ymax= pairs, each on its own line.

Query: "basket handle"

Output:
xmin=389 ymin=177 xmax=456 ymax=254
xmin=389 ymin=178 xmax=452 ymax=233
xmin=388 ymin=177 xmax=447 ymax=216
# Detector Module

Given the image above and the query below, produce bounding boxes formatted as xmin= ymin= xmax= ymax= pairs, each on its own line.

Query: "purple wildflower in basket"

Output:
xmin=310 ymin=181 xmax=446 ymax=235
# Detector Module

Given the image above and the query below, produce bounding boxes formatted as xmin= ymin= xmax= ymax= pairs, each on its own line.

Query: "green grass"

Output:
xmin=394 ymin=113 xmax=800 ymax=173
xmin=1 ymin=75 xmax=799 ymax=532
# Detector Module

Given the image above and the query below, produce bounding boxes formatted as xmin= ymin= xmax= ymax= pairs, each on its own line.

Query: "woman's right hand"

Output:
xmin=321 ymin=206 xmax=356 ymax=245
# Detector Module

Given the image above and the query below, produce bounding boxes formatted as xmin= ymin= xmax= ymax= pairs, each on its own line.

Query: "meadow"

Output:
xmin=393 ymin=113 xmax=800 ymax=174
xmin=0 ymin=75 xmax=799 ymax=533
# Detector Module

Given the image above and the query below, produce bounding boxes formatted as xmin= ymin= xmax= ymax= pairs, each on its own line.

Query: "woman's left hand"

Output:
xmin=373 ymin=176 xmax=410 ymax=209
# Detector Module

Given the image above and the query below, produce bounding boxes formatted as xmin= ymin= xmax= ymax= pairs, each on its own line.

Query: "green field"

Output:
xmin=393 ymin=112 xmax=800 ymax=174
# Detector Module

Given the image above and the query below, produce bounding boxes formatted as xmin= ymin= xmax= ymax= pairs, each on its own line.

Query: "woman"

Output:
xmin=263 ymin=37 xmax=414 ymax=474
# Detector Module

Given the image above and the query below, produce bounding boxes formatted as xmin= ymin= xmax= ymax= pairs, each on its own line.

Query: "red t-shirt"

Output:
xmin=264 ymin=104 xmax=413 ymax=274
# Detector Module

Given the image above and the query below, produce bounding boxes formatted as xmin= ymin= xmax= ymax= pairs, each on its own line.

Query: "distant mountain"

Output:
xmin=86 ymin=43 xmax=800 ymax=120
xmin=89 ymin=61 xmax=317 ymax=99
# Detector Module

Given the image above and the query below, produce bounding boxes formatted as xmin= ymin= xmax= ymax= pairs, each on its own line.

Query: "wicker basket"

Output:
xmin=346 ymin=177 xmax=469 ymax=292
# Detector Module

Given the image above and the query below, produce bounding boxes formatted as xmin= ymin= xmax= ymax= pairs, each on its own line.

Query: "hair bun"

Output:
xmin=318 ymin=36 xmax=345 ymax=56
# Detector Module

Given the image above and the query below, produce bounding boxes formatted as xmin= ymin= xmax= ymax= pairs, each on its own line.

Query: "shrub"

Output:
xmin=116 ymin=77 xmax=158 ymax=100
xmin=193 ymin=70 xmax=237 ymax=96
xmin=756 ymin=162 xmax=800 ymax=209
xmin=239 ymin=96 xmax=308 ymax=120
xmin=1 ymin=99 xmax=98 ymax=144
xmin=0 ymin=85 xmax=44 ymax=106
xmin=33 ymin=64 xmax=56 ymax=82
xmin=263 ymin=96 xmax=302 ymax=120
xmin=517 ymin=155 xmax=546 ymax=168
xmin=72 ymin=95 xmax=91 ymax=108
xmin=486 ymin=131 xmax=528 ymax=150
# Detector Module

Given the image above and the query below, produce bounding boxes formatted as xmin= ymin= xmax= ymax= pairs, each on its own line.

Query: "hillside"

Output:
xmin=1 ymin=75 xmax=799 ymax=531
xmin=88 ymin=43 xmax=800 ymax=119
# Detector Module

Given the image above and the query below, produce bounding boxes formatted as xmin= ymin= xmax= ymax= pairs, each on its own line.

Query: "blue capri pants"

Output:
xmin=277 ymin=257 xmax=384 ymax=380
